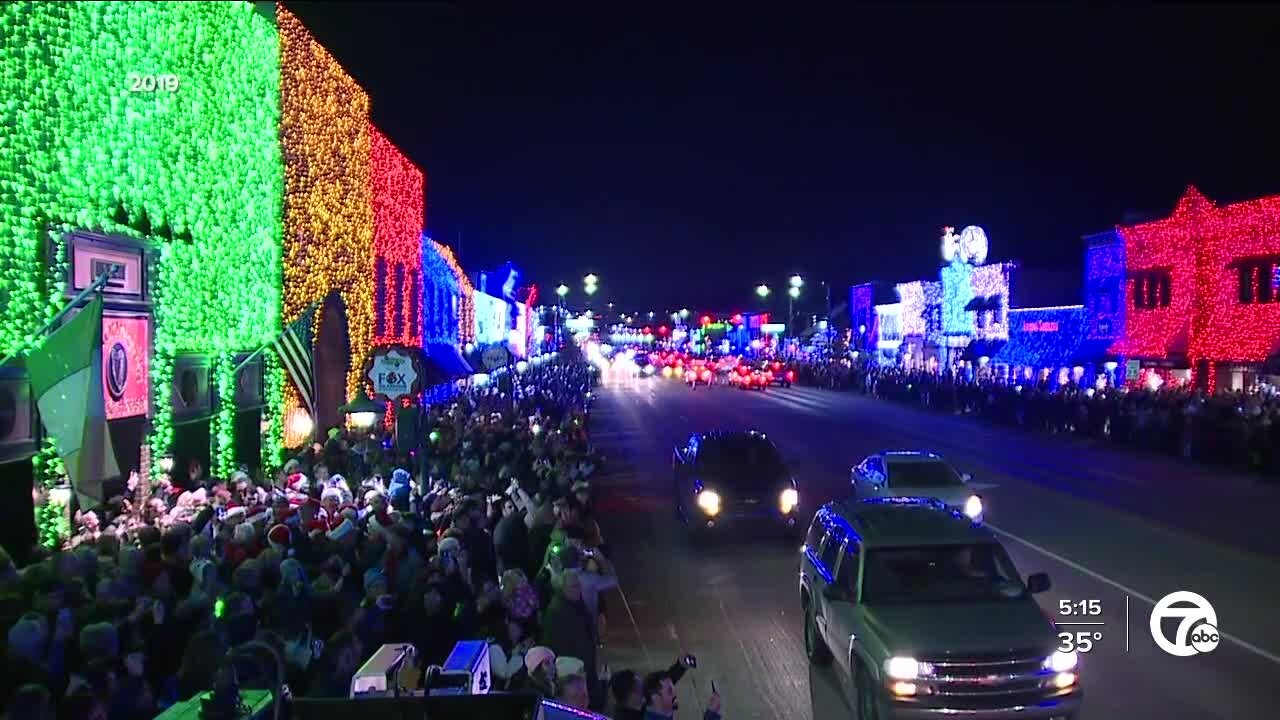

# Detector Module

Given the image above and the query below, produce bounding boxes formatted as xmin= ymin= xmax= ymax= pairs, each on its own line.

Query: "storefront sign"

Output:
xmin=1125 ymin=359 xmax=1140 ymax=381
xmin=1022 ymin=321 xmax=1059 ymax=333
xmin=103 ymin=314 xmax=150 ymax=420
xmin=367 ymin=347 xmax=420 ymax=401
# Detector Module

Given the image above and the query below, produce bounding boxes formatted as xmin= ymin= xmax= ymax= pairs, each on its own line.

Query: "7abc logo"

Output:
xmin=1150 ymin=591 xmax=1219 ymax=657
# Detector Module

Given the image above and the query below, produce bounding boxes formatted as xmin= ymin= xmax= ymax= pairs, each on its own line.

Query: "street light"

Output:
xmin=787 ymin=284 xmax=801 ymax=336
xmin=555 ymin=284 xmax=569 ymax=298
xmin=679 ymin=308 xmax=690 ymax=319
xmin=756 ymin=284 xmax=770 ymax=298
xmin=339 ymin=386 xmax=384 ymax=430
xmin=584 ymin=283 xmax=597 ymax=295
xmin=584 ymin=274 xmax=598 ymax=286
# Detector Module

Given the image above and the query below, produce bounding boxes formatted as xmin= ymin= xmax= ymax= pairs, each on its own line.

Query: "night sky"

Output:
xmin=291 ymin=3 xmax=1280 ymax=314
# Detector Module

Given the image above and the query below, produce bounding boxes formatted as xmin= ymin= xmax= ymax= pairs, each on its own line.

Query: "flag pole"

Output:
xmin=232 ymin=298 xmax=323 ymax=375
xmin=0 ymin=272 xmax=113 ymax=368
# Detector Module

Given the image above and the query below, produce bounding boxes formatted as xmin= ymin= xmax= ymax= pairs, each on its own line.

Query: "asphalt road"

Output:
xmin=589 ymin=372 xmax=1280 ymax=720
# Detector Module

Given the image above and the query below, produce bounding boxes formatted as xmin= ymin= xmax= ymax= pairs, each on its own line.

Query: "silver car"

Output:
xmin=851 ymin=451 xmax=985 ymax=523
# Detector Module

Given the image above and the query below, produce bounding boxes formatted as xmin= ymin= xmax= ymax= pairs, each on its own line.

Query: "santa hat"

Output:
xmin=287 ymin=473 xmax=309 ymax=492
xmin=327 ymin=518 xmax=356 ymax=542
xmin=321 ymin=487 xmax=343 ymax=503
xmin=267 ymin=524 xmax=293 ymax=554
xmin=225 ymin=506 xmax=247 ymax=521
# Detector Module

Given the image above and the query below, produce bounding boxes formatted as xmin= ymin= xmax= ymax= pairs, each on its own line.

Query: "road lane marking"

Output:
xmin=987 ymin=523 xmax=1280 ymax=666
xmin=617 ymin=581 xmax=653 ymax=667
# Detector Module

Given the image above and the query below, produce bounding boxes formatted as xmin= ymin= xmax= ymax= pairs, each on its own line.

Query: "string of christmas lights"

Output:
xmin=993 ymin=306 xmax=1087 ymax=369
xmin=1084 ymin=232 xmax=1126 ymax=341
xmin=429 ymin=239 xmax=475 ymax=343
xmin=370 ymin=123 xmax=424 ymax=347
xmin=279 ymin=4 xmax=374 ymax=443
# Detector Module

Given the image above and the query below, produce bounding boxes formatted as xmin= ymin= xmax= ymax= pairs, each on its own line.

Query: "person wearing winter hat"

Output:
xmin=388 ymin=468 xmax=412 ymax=512
xmin=320 ymin=487 xmax=344 ymax=524
xmin=518 ymin=645 xmax=557 ymax=697
xmin=267 ymin=524 xmax=294 ymax=556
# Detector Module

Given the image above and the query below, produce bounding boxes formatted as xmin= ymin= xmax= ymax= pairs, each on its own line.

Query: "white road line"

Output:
xmin=615 ymin=582 xmax=653 ymax=667
xmin=987 ymin=523 xmax=1280 ymax=666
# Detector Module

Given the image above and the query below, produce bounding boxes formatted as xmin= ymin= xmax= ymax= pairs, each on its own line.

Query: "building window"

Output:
xmin=393 ymin=263 xmax=406 ymax=339
xmin=375 ymin=258 xmax=388 ymax=336
xmin=1132 ymin=271 xmax=1171 ymax=309
xmin=407 ymin=270 xmax=420 ymax=339
xmin=1234 ymin=259 xmax=1279 ymax=304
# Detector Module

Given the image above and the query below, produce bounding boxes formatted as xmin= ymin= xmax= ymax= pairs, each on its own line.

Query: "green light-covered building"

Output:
xmin=0 ymin=2 xmax=285 ymax=548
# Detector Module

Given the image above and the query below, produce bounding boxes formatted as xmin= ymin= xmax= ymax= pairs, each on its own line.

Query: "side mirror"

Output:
xmin=960 ymin=472 xmax=973 ymax=483
xmin=1026 ymin=572 xmax=1051 ymax=594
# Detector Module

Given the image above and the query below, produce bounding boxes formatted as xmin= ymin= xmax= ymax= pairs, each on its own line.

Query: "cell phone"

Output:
xmin=684 ymin=654 xmax=697 ymax=668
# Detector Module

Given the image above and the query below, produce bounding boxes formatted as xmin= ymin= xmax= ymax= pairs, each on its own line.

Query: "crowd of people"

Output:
xmin=798 ymin=360 xmax=1280 ymax=478
xmin=1 ymin=354 xmax=723 ymax=720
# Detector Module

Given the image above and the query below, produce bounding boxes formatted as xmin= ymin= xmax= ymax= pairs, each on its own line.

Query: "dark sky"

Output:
xmin=291 ymin=3 xmax=1280 ymax=315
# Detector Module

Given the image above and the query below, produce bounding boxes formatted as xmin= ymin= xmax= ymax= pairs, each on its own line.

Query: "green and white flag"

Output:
xmin=27 ymin=294 xmax=119 ymax=509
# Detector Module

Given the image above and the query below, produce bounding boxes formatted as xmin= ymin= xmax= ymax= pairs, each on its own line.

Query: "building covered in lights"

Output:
xmin=0 ymin=2 xmax=290 ymax=548
xmin=855 ymin=226 xmax=1016 ymax=371
xmin=0 ymin=2 xmax=527 ymax=549
xmin=1108 ymin=186 xmax=1280 ymax=392
xmin=419 ymin=237 xmax=475 ymax=390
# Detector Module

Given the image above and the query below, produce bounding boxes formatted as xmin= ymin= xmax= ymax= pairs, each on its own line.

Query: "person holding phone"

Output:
xmin=639 ymin=668 xmax=723 ymax=720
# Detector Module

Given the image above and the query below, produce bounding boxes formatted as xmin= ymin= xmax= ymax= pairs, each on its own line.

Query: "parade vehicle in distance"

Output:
xmin=799 ymin=498 xmax=1081 ymax=720
xmin=730 ymin=364 xmax=770 ymax=390
xmin=761 ymin=360 xmax=796 ymax=387
xmin=851 ymin=451 xmax=984 ymax=523
xmin=673 ymin=430 xmax=800 ymax=534
xmin=684 ymin=359 xmax=713 ymax=388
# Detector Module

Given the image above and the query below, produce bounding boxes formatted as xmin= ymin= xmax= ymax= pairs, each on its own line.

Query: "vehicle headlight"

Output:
xmin=1044 ymin=650 xmax=1078 ymax=673
xmin=963 ymin=494 xmax=983 ymax=519
xmin=884 ymin=656 xmax=920 ymax=680
xmin=779 ymin=488 xmax=799 ymax=514
xmin=696 ymin=490 xmax=721 ymax=516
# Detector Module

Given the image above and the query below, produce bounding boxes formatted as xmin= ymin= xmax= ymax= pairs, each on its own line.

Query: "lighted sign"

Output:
xmin=941 ymin=225 xmax=989 ymax=265
xmin=760 ymin=323 xmax=787 ymax=334
xmin=367 ymin=347 xmax=420 ymax=401
xmin=1023 ymin=321 xmax=1059 ymax=332
xmin=103 ymin=314 xmax=150 ymax=420
xmin=472 ymin=291 xmax=509 ymax=344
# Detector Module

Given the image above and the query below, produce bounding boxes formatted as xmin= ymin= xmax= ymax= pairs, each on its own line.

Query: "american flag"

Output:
xmin=273 ymin=301 xmax=320 ymax=417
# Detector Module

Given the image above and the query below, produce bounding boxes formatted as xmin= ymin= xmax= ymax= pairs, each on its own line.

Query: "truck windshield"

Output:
xmin=861 ymin=544 xmax=1027 ymax=604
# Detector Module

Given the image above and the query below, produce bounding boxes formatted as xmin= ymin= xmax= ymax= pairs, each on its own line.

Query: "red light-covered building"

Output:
xmin=1110 ymin=186 xmax=1280 ymax=391
xmin=370 ymin=124 xmax=425 ymax=348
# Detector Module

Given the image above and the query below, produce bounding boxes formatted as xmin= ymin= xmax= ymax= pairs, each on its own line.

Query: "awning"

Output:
xmin=964 ymin=339 xmax=1006 ymax=362
xmin=422 ymin=343 xmax=474 ymax=385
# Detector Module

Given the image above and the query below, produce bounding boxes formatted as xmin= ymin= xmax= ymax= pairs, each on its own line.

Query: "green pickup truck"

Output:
xmin=799 ymin=498 xmax=1082 ymax=720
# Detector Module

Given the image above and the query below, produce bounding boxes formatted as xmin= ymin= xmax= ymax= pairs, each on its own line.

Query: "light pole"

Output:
xmin=555 ymin=284 xmax=569 ymax=347
xmin=583 ymin=274 xmax=598 ymax=315
xmin=788 ymin=275 xmax=803 ymax=336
